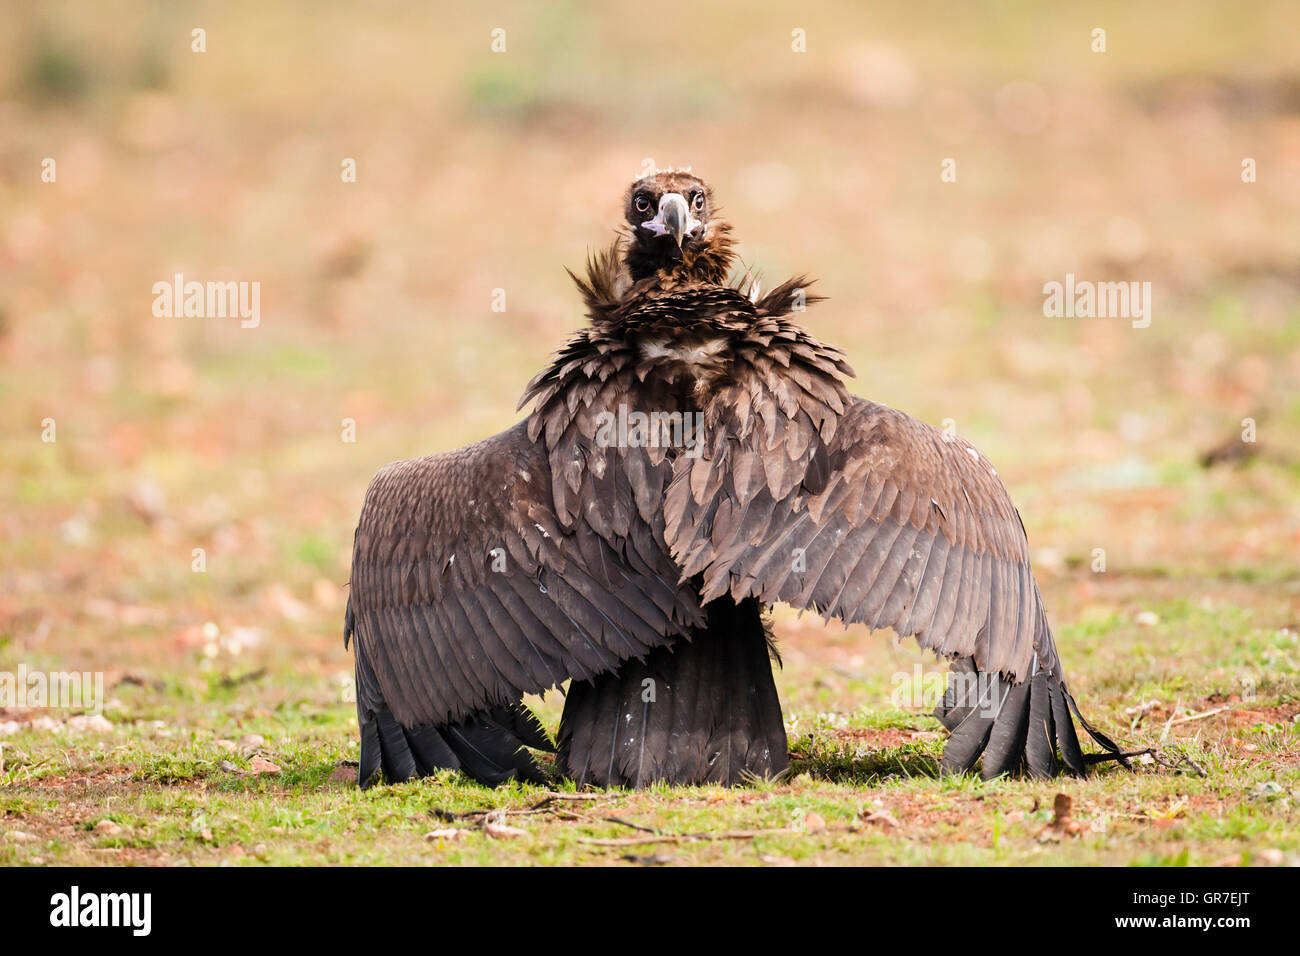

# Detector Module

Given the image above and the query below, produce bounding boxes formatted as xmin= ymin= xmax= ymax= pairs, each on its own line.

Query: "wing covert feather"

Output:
xmin=664 ymin=340 xmax=1056 ymax=683
xmin=348 ymin=421 xmax=700 ymax=728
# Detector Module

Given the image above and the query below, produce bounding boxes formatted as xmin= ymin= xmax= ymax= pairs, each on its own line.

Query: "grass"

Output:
xmin=1 ymin=586 xmax=1297 ymax=866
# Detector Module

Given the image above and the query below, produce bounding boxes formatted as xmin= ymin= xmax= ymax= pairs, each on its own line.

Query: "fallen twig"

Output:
xmin=539 ymin=791 xmax=608 ymax=801
xmin=579 ymin=828 xmax=796 ymax=847
xmin=603 ymin=816 xmax=659 ymax=834
xmin=1150 ymin=748 xmax=1210 ymax=778
xmin=218 ymin=668 xmax=267 ymax=688
xmin=620 ymin=852 xmax=677 ymax=865
xmin=1169 ymin=706 xmax=1229 ymax=726
xmin=529 ymin=791 xmax=612 ymax=810
xmin=1161 ymin=706 xmax=1229 ymax=742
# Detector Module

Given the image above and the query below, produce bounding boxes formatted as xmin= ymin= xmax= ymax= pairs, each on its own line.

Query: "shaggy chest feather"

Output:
xmin=638 ymin=336 xmax=730 ymax=370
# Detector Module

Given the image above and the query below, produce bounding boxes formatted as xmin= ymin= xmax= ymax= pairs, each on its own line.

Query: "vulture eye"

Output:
xmin=692 ymin=191 xmax=705 ymax=211
xmin=634 ymin=195 xmax=652 ymax=214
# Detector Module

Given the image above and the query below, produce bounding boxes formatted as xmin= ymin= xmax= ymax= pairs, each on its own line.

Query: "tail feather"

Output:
xmin=1068 ymin=693 xmax=1128 ymax=763
xmin=1049 ymin=678 xmax=1087 ymax=776
xmin=981 ymin=679 xmax=1031 ymax=778
xmin=936 ymin=651 xmax=1126 ymax=780
xmin=936 ymin=580 xmax=1128 ymax=780
xmin=935 ymin=656 xmax=979 ymax=732
xmin=373 ymin=708 xmax=420 ymax=784
xmin=491 ymin=704 xmax=554 ymax=753
xmin=445 ymin=716 xmax=548 ymax=786
xmin=354 ymin=608 xmax=552 ymax=788
xmin=358 ymin=703 xmax=549 ymax=788
xmin=404 ymin=723 xmax=461 ymax=776
xmin=938 ymin=686 xmax=998 ymax=775
xmin=358 ymin=709 xmax=384 ymax=787
xmin=557 ymin=598 xmax=788 ymax=787
xmin=670 ymin=632 xmax=710 ymax=783
xmin=1024 ymin=670 xmax=1057 ymax=778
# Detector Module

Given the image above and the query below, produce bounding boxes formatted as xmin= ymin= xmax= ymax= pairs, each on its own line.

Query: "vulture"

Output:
xmin=344 ymin=169 xmax=1126 ymax=788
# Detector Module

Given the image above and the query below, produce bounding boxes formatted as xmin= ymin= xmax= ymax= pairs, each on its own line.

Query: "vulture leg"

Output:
xmin=556 ymin=598 xmax=789 ymax=787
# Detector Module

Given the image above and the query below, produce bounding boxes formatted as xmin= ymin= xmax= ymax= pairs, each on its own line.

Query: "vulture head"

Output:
xmin=622 ymin=169 xmax=734 ymax=283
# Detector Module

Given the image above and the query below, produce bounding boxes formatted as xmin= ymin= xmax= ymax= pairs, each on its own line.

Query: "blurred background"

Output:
xmin=2 ymin=1 xmax=1298 ymax=724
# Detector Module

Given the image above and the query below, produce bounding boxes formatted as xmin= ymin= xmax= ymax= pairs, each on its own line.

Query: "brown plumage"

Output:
xmin=345 ymin=169 xmax=1126 ymax=788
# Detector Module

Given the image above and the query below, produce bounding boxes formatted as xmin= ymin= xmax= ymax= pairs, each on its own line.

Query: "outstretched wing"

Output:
xmin=347 ymin=421 xmax=702 ymax=732
xmin=664 ymin=324 xmax=1054 ymax=685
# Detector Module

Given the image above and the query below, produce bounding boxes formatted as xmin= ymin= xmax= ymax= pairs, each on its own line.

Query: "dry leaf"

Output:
xmin=1037 ymin=792 xmax=1086 ymax=842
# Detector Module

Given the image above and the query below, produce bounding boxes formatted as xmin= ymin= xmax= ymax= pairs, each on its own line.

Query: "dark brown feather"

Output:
xmin=348 ymin=170 xmax=1125 ymax=787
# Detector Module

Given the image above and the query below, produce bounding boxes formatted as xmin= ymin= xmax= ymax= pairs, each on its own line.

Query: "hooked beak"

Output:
xmin=641 ymin=193 xmax=702 ymax=249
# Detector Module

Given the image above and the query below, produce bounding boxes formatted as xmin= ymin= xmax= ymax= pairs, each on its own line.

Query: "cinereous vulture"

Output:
xmin=344 ymin=170 xmax=1126 ymax=788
